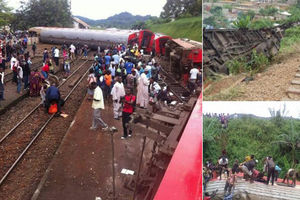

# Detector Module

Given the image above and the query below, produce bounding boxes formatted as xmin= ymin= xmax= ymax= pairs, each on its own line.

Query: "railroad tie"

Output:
xmin=287 ymin=87 xmax=300 ymax=94
xmin=291 ymin=80 xmax=300 ymax=85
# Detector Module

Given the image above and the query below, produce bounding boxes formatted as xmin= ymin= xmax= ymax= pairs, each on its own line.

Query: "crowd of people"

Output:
xmin=0 ymin=31 xmax=202 ymax=141
xmin=0 ymin=30 xmax=89 ymax=107
xmin=85 ymin=44 xmax=202 ymax=139
xmin=204 ymin=150 xmax=299 ymax=198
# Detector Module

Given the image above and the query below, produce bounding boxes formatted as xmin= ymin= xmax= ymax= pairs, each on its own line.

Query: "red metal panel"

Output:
xmin=155 ymin=36 xmax=172 ymax=56
xmin=154 ymin=94 xmax=202 ymax=200
xmin=188 ymin=49 xmax=203 ymax=63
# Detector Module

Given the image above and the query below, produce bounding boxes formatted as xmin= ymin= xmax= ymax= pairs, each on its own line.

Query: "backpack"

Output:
xmin=48 ymin=103 xmax=58 ymax=114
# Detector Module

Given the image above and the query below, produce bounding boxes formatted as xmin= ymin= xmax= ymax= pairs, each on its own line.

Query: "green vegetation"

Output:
xmin=204 ymin=114 xmax=300 ymax=178
xmin=11 ymin=0 xmax=73 ymax=30
xmin=280 ymin=26 xmax=300 ymax=52
xmin=146 ymin=0 xmax=201 ymax=41
xmin=160 ymin=0 xmax=201 ymax=19
xmin=146 ymin=16 xmax=202 ymax=42
xmin=259 ymin=6 xmax=278 ymax=16
xmin=203 ymin=6 xmax=230 ymax=28
xmin=250 ymin=18 xmax=274 ymax=29
xmin=0 ymin=0 xmax=13 ymax=27
xmin=233 ymin=15 xmax=251 ymax=29
xmin=204 ymin=87 xmax=245 ymax=101
xmin=226 ymin=50 xmax=269 ymax=75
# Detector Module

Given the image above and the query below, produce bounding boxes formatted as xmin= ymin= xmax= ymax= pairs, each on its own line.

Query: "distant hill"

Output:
xmin=75 ymin=12 xmax=154 ymax=29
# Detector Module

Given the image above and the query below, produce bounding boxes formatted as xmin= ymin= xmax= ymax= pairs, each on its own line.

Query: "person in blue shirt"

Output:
xmin=125 ymin=61 xmax=134 ymax=74
xmin=112 ymin=54 xmax=120 ymax=65
xmin=104 ymin=54 xmax=111 ymax=68
xmin=45 ymin=83 xmax=62 ymax=114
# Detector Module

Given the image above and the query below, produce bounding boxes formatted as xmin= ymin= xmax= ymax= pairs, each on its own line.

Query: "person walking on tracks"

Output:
xmin=90 ymin=82 xmax=109 ymax=131
xmin=111 ymin=76 xmax=125 ymax=120
xmin=54 ymin=47 xmax=60 ymax=66
xmin=0 ymin=68 xmax=4 ymax=104
xmin=121 ymin=88 xmax=136 ymax=139
xmin=32 ymin=42 xmax=37 ymax=57
xmin=17 ymin=63 xmax=23 ymax=94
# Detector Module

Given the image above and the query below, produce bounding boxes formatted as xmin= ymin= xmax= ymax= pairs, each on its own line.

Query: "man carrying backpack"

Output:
xmin=121 ymin=88 xmax=136 ymax=139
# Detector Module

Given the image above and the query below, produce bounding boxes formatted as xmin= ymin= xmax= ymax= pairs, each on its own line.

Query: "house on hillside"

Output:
xmin=73 ymin=17 xmax=91 ymax=29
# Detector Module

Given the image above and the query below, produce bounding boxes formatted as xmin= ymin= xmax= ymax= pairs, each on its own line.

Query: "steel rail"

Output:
xmin=159 ymin=68 xmax=190 ymax=103
xmin=0 ymin=61 xmax=92 ymax=186
xmin=0 ymin=59 xmax=90 ymax=144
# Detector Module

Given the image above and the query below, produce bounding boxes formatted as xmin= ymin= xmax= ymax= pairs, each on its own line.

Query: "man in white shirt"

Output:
xmin=136 ymin=69 xmax=150 ymax=108
xmin=190 ymin=66 xmax=200 ymax=82
xmin=111 ymin=76 xmax=125 ymax=119
xmin=54 ymin=47 xmax=60 ymax=66
xmin=0 ymin=68 xmax=4 ymax=102
xmin=70 ymin=44 xmax=76 ymax=60
xmin=10 ymin=56 xmax=18 ymax=84
xmin=17 ymin=65 xmax=23 ymax=94
xmin=90 ymin=82 xmax=108 ymax=131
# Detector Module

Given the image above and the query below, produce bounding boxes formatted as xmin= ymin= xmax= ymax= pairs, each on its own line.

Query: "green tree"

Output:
xmin=131 ymin=21 xmax=146 ymax=30
xmin=11 ymin=0 xmax=73 ymax=30
xmin=0 ymin=0 xmax=13 ymax=27
xmin=233 ymin=15 xmax=251 ymax=29
xmin=259 ymin=6 xmax=278 ymax=16
xmin=273 ymin=120 xmax=300 ymax=166
xmin=161 ymin=0 xmax=201 ymax=19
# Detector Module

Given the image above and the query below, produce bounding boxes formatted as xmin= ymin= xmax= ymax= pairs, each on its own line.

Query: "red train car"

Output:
xmin=139 ymin=30 xmax=155 ymax=54
xmin=188 ymin=48 xmax=202 ymax=64
xmin=154 ymin=94 xmax=202 ymax=200
xmin=155 ymin=35 xmax=172 ymax=56
xmin=128 ymin=30 xmax=155 ymax=54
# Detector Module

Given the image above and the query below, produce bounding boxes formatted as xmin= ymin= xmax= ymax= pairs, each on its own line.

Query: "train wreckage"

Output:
xmin=203 ymin=22 xmax=300 ymax=78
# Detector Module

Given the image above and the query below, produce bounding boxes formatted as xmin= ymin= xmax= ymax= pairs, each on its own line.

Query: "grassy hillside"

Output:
xmin=204 ymin=116 xmax=300 ymax=178
xmin=146 ymin=16 xmax=202 ymax=42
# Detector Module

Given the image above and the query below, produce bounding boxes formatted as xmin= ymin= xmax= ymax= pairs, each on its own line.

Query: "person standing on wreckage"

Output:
xmin=136 ymin=68 xmax=150 ymax=109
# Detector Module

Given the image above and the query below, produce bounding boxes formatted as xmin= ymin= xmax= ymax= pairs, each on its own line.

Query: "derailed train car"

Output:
xmin=202 ymin=24 xmax=295 ymax=77
xmin=29 ymin=27 xmax=135 ymax=49
xmin=128 ymin=29 xmax=155 ymax=54
xmin=164 ymin=38 xmax=202 ymax=80
xmin=155 ymin=35 xmax=172 ymax=56
xmin=29 ymin=27 xmax=157 ymax=53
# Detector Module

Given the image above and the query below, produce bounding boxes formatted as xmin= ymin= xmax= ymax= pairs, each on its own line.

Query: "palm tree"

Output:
xmin=273 ymin=120 xmax=300 ymax=166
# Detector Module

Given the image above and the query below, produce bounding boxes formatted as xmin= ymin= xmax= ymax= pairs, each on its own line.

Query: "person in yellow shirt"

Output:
xmin=90 ymin=82 xmax=108 ymax=131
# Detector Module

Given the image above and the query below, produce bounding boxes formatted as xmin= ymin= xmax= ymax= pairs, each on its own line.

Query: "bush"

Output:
xmin=226 ymin=51 xmax=269 ymax=75
xmin=226 ymin=56 xmax=247 ymax=75
xmin=250 ymin=50 xmax=270 ymax=73
xmin=203 ymin=116 xmax=300 ymax=178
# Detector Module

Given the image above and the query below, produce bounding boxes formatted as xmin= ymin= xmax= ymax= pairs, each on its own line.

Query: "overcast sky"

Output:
xmin=203 ymin=101 xmax=300 ymax=118
xmin=7 ymin=0 xmax=167 ymax=20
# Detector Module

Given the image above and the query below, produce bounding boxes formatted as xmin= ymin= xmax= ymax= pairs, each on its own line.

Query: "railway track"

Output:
xmin=0 ymin=59 xmax=93 ymax=185
xmin=286 ymin=67 xmax=300 ymax=100
xmin=159 ymin=67 xmax=191 ymax=102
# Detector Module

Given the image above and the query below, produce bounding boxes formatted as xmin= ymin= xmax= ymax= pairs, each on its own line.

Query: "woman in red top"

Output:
xmin=121 ymin=88 xmax=136 ymax=139
xmin=41 ymin=61 xmax=50 ymax=79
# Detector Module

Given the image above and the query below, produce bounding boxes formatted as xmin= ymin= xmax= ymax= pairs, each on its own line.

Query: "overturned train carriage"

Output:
xmin=203 ymin=27 xmax=284 ymax=77
xmin=29 ymin=27 xmax=136 ymax=49
xmin=164 ymin=38 xmax=202 ymax=80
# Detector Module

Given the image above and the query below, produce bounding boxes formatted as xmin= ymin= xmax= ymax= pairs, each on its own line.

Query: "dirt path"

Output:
xmin=204 ymin=52 xmax=300 ymax=101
